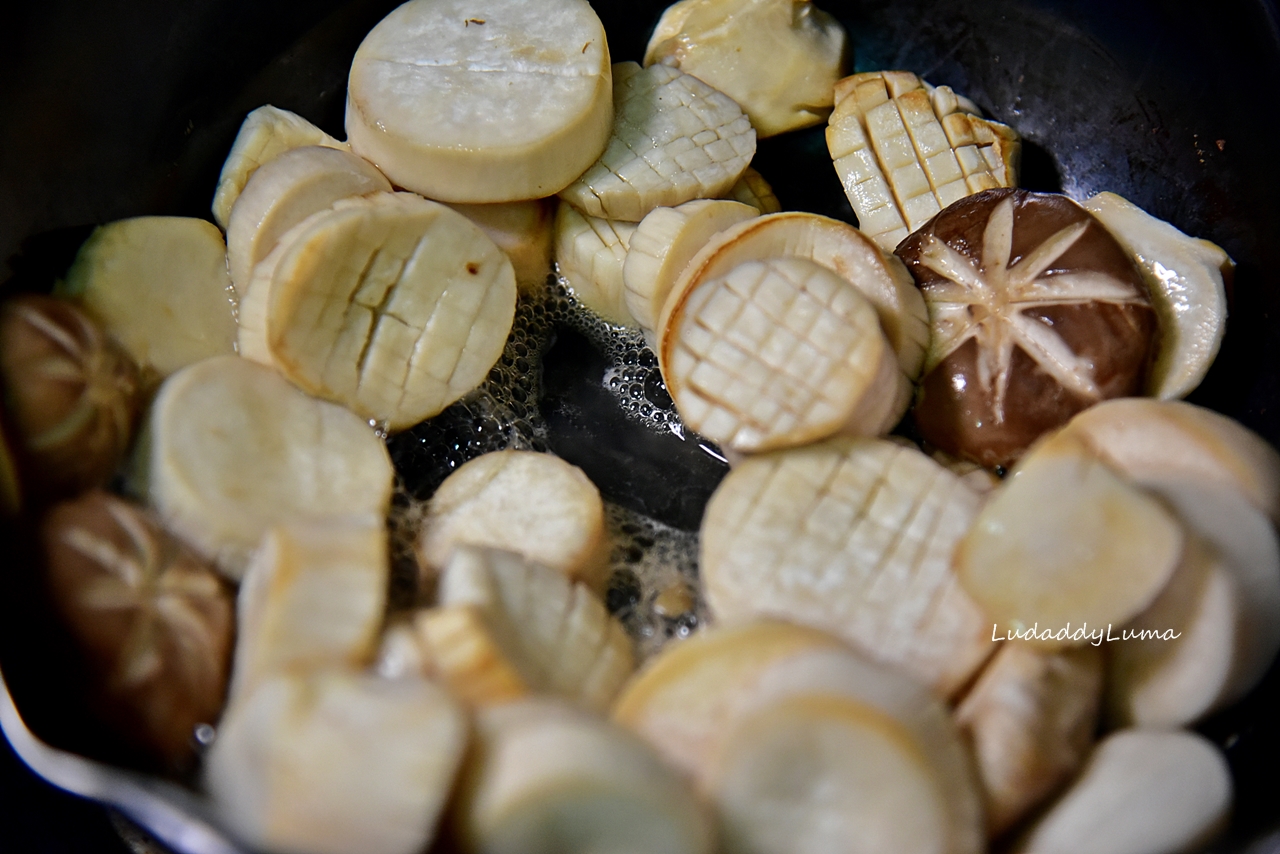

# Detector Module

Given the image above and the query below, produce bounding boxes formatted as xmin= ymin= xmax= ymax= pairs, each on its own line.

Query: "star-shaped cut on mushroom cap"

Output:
xmin=916 ymin=196 xmax=1147 ymax=420
xmin=61 ymin=500 xmax=227 ymax=695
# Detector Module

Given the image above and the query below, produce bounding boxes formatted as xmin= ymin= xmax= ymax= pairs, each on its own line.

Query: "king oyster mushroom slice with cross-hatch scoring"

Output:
xmin=698 ymin=436 xmax=995 ymax=696
xmin=953 ymin=641 xmax=1104 ymax=839
xmin=227 ymin=514 xmax=389 ymax=706
xmin=726 ymin=165 xmax=782 ymax=214
xmin=455 ymin=698 xmax=715 ymax=854
xmin=1082 ymin=191 xmax=1232 ymax=400
xmin=623 ymin=198 xmax=760 ymax=347
xmin=553 ymin=201 xmax=639 ymax=326
xmin=558 ymin=61 xmax=756 ymax=222
xmin=644 ymin=0 xmax=848 ymax=138
xmin=661 ymin=210 xmax=929 ymax=378
xmin=211 ymin=104 xmax=348 ymax=230
xmin=955 ymin=431 xmax=1185 ymax=648
xmin=225 ymin=145 xmax=392 ymax=294
xmin=896 ymin=187 xmax=1158 ymax=469
xmin=826 ymin=70 xmax=1020 ymax=253
xmin=612 ymin=620 xmax=984 ymax=854
xmin=345 ymin=0 xmax=613 ymax=204
xmin=238 ymin=191 xmax=517 ymax=430
xmin=413 ymin=545 xmax=634 ymax=712
xmin=662 ymin=256 xmax=909 ymax=452
xmin=145 ymin=355 xmax=394 ymax=580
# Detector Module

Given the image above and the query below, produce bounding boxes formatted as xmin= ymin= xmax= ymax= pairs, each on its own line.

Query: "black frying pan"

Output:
xmin=2 ymin=0 xmax=1279 ymax=850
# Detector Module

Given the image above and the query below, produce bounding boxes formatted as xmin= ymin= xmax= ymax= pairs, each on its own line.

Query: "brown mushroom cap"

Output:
xmin=896 ymin=188 xmax=1156 ymax=468
xmin=0 ymin=295 xmax=141 ymax=501
xmin=40 ymin=490 xmax=234 ymax=770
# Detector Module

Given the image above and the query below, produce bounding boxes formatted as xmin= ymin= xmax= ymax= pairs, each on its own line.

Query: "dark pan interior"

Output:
xmin=2 ymin=0 xmax=1279 ymax=850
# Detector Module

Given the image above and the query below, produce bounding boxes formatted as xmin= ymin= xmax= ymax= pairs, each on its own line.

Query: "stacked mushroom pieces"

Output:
xmin=614 ymin=621 xmax=985 ymax=854
xmin=656 ymin=212 xmax=928 ymax=453
xmin=551 ymin=57 xmax=763 ymax=327
xmin=827 ymin=70 xmax=1020 ymax=252
xmin=944 ymin=400 xmax=1276 ymax=846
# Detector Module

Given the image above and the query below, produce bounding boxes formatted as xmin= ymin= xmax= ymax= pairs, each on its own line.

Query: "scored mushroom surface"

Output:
xmin=827 ymin=71 xmax=1020 ymax=253
xmin=558 ymin=61 xmax=756 ymax=222
xmin=699 ymin=436 xmax=994 ymax=695
xmin=896 ymin=188 xmax=1157 ymax=469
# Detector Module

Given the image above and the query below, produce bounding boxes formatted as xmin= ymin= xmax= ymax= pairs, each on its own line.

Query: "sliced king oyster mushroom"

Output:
xmin=448 ymin=199 xmax=557 ymax=295
xmin=1082 ymin=191 xmax=1232 ymax=400
xmin=146 ymin=355 xmax=394 ymax=580
xmin=613 ymin=621 xmax=984 ymax=854
xmin=1106 ymin=479 xmax=1280 ymax=726
xmin=205 ymin=670 xmax=468 ymax=854
xmin=661 ymin=210 xmax=929 ymax=379
xmin=955 ymin=432 xmax=1185 ymax=648
xmin=455 ymin=697 xmax=715 ymax=854
xmin=211 ymin=104 xmax=347 ymax=230
xmin=1056 ymin=397 xmax=1280 ymax=525
xmin=58 ymin=216 xmax=238 ymax=377
xmin=953 ymin=641 xmax=1103 ymax=838
xmin=896 ymin=188 xmax=1158 ymax=469
xmin=416 ymin=546 xmax=634 ymax=712
xmin=225 ymin=145 xmax=391 ymax=293
xmin=241 ymin=191 xmax=517 ymax=430
xmin=725 ymin=166 xmax=782 ymax=214
xmin=228 ymin=514 xmax=389 ymax=704
xmin=345 ymin=0 xmax=613 ymax=203
xmin=623 ymin=198 xmax=760 ymax=347
xmin=414 ymin=449 xmax=609 ymax=592
xmin=827 ymin=71 xmax=1020 ymax=252
xmin=553 ymin=202 xmax=638 ymax=325
xmin=661 ymin=256 xmax=910 ymax=452
xmin=644 ymin=0 xmax=847 ymax=138
xmin=699 ymin=437 xmax=995 ymax=696
xmin=711 ymin=696 xmax=956 ymax=854
xmin=613 ymin=619 xmax=848 ymax=779
xmin=1009 ymin=729 xmax=1231 ymax=854
xmin=559 ymin=61 xmax=756 ymax=223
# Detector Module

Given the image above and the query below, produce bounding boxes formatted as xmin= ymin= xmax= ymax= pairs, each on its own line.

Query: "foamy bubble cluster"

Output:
xmin=602 ymin=503 xmax=705 ymax=659
xmin=385 ymin=269 xmax=708 ymax=654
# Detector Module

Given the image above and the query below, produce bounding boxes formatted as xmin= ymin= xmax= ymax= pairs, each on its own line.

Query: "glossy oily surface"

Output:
xmin=2 ymin=0 xmax=1280 ymax=852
